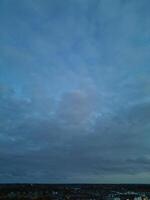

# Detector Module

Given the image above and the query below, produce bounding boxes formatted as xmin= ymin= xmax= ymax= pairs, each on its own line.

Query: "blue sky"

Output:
xmin=0 ymin=0 xmax=150 ymax=183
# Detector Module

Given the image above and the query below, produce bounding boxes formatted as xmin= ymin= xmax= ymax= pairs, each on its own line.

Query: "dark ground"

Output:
xmin=0 ymin=184 xmax=150 ymax=200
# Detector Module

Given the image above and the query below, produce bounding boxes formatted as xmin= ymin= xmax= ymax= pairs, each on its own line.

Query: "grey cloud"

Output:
xmin=56 ymin=89 xmax=97 ymax=126
xmin=0 ymin=82 xmax=150 ymax=182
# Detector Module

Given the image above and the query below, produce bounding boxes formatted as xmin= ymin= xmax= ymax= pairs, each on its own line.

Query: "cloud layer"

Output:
xmin=0 ymin=0 xmax=150 ymax=183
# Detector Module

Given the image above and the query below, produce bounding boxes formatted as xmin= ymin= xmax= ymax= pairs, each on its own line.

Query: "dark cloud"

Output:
xmin=0 ymin=90 xmax=150 ymax=182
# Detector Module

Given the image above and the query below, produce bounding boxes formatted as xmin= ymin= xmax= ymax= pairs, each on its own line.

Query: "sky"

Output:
xmin=0 ymin=0 xmax=150 ymax=183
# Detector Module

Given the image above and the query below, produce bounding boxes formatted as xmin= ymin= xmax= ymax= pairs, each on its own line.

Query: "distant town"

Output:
xmin=0 ymin=184 xmax=150 ymax=200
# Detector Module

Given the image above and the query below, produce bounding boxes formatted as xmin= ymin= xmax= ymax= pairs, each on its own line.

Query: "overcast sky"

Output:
xmin=0 ymin=0 xmax=150 ymax=183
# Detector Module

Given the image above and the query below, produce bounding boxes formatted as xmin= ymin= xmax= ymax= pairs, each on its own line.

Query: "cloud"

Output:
xmin=56 ymin=89 xmax=97 ymax=127
xmin=0 ymin=0 xmax=150 ymax=183
xmin=0 ymin=87 xmax=150 ymax=182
